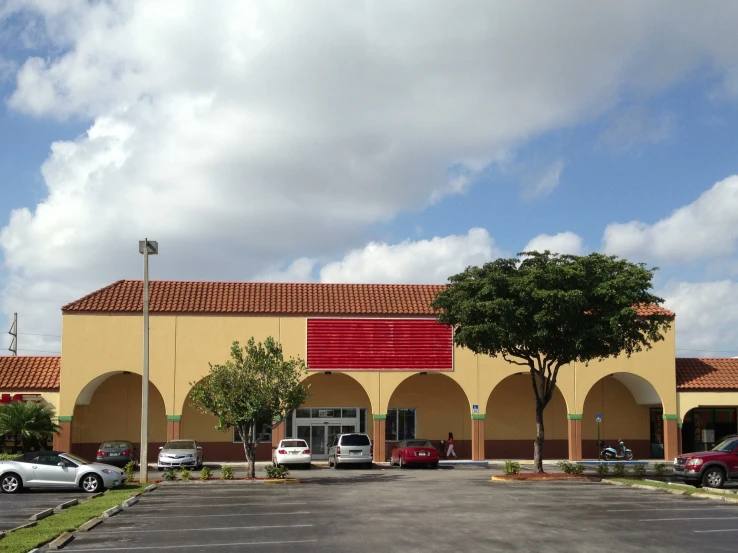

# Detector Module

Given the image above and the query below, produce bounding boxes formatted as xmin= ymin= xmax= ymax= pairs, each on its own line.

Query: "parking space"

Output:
xmin=62 ymin=471 xmax=738 ymax=552
xmin=0 ymin=488 xmax=90 ymax=532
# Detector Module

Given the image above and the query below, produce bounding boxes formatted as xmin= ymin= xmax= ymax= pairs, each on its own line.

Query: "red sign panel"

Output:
xmin=0 ymin=394 xmax=42 ymax=404
xmin=307 ymin=318 xmax=453 ymax=371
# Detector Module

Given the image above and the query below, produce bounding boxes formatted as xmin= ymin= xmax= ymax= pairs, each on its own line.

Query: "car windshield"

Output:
xmin=282 ymin=440 xmax=308 ymax=448
xmin=340 ymin=435 xmax=370 ymax=446
xmin=711 ymin=438 xmax=738 ymax=452
xmin=102 ymin=442 xmax=129 ymax=449
xmin=165 ymin=441 xmax=195 ymax=449
xmin=64 ymin=453 xmax=90 ymax=465
xmin=405 ymin=440 xmax=433 ymax=448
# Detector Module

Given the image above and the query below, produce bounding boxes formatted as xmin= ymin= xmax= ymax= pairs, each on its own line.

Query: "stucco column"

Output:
xmin=272 ymin=419 xmax=285 ymax=451
xmin=55 ymin=416 xmax=73 ymax=453
xmin=167 ymin=415 xmax=181 ymax=441
xmin=471 ymin=415 xmax=485 ymax=461
xmin=663 ymin=415 xmax=679 ymax=461
xmin=373 ymin=415 xmax=386 ymax=462
xmin=567 ymin=414 xmax=582 ymax=461
xmin=678 ymin=422 xmax=683 ymax=455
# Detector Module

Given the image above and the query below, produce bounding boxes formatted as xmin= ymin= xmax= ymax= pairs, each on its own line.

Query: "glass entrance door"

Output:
xmin=308 ymin=425 xmax=341 ymax=460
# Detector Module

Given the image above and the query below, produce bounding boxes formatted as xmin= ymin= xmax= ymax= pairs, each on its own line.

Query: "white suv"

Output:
xmin=327 ymin=433 xmax=373 ymax=469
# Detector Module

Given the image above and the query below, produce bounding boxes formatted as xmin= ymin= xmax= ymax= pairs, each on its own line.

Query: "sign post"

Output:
xmin=596 ymin=413 xmax=602 ymax=460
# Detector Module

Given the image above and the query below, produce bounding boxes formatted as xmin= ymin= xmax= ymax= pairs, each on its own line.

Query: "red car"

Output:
xmin=673 ymin=434 xmax=738 ymax=488
xmin=389 ymin=439 xmax=439 ymax=469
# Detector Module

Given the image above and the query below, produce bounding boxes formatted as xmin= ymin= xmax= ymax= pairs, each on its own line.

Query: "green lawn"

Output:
xmin=0 ymin=484 xmax=146 ymax=553
xmin=610 ymin=478 xmax=733 ymax=498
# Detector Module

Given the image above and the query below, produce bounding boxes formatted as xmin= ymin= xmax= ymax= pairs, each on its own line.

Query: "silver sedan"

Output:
xmin=0 ymin=451 xmax=126 ymax=494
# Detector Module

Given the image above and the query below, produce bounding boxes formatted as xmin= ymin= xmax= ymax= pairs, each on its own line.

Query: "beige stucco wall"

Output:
xmin=582 ymin=378 xmax=652 ymax=440
xmin=0 ymin=391 xmax=59 ymax=412
xmin=60 ymin=312 xmax=677 ymax=444
xmin=678 ymin=391 xmax=738 ymax=420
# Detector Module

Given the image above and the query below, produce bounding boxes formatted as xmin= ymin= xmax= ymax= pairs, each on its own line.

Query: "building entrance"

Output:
xmin=289 ymin=408 xmax=364 ymax=460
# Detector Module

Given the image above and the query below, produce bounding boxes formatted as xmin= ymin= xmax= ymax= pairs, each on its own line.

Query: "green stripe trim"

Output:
xmin=471 ymin=414 xmax=486 ymax=420
xmin=58 ymin=416 xmax=73 ymax=423
xmin=678 ymin=423 xmax=683 ymax=429
xmin=567 ymin=414 xmax=583 ymax=420
xmin=373 ymin=414 xmax=387 ymax=421
xmin=662 ymin=414 xmax=679 ymax=421
xmin=167 ymin=415 xmax=182 ymax=422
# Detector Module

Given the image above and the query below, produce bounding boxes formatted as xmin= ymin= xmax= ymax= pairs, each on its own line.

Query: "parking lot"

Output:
xmin=0 ymin=488 xmax=89 ymax=532
xmin=54 ymin=468 xmax=738 ymax=553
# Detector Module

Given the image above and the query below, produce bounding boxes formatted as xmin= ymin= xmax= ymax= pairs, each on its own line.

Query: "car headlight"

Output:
xmin=686 ymin=458 xmax=703 ymax=467
xmin=101 ymin=469 xmax=116 ymax=475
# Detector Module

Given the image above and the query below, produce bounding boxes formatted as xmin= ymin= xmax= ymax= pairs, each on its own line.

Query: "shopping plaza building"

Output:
xmin=2 ymin=280 xmax=738 ymax=463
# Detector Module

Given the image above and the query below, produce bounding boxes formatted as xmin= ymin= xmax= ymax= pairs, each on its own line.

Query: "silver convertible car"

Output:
xmin=0 ymin=451 xmax=126 ymax=494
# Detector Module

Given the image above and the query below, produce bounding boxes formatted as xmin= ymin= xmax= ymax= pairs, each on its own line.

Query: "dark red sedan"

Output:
xmin=389 ymin=439 xmax=439 ymax=469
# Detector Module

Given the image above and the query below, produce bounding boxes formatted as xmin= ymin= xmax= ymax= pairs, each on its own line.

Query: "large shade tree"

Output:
xmin=431 ymin=251 xmax=673 ymax=472
xmin=0 ymin=401 xmax=60 ymax=453
xmin=188 ymin=337 xmax=311 ymax=478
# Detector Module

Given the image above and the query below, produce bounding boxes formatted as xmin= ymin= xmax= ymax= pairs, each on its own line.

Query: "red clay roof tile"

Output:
xmin=676 ymin=358 xmax=738 ymax=391
xmin=0 ymin=356 xmax=60 ymax=390
xmin=61 ymin=280 xmax=676 ymax=317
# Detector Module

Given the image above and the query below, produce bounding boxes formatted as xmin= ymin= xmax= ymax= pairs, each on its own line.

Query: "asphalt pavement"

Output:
xmin=0 ymin=488 xmax=90 ymax=532
xmin=58 ymin=467 xmax=738 ymax=553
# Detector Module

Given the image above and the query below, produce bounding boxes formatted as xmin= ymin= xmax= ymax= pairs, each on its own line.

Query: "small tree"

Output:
xmin=431 ymin=251 xmax=672 ymax=473
xmin=0 ymin=401 xmax=60 ymax=453
xmin=188 ymin=337 xmax=310 ymax=478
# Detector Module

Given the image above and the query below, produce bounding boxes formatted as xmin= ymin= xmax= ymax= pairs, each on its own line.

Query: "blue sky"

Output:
xmin=1 ymin=1 xmax=738 ymax=357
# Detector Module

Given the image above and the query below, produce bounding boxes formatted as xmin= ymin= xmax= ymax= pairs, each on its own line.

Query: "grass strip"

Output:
xmin=609 ymin=478 xmax=732 ymax=498
xmin=0 ymin=484 xmax=146 ymax=553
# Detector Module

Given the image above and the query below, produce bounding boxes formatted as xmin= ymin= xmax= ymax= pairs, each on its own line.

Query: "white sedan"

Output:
xmin=273 ymin=439 xmax=312 ymax=469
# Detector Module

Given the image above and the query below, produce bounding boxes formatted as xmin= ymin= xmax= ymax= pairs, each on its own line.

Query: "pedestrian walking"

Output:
xmin=446 ymin=432 xmax=457 ymax=459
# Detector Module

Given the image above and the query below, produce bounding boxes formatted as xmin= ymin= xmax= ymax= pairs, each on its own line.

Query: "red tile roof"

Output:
xmin=0 ymin=356 xmax=60 ymax=390
xmin=676 ymin=358 xmax=738 ymax=391
xmin=61 ymin=280 xmax=676 ymax=317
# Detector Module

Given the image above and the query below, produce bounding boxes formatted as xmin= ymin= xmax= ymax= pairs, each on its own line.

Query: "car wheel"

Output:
xmin=399 ymin=456 xmax=404 ymax=469
xmin=81 ymin=474 xmax=103 ymax=493
xmin=333 ymin=457 xmax=340 ymax=470
xmin=1 ymin=473 xmax=22 ymax=494
xmin=702 ymin=467 xmax=725 ymax=489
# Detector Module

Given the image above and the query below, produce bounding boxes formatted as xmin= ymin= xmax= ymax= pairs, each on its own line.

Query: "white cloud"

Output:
xmin=602 ymin=175 xmax=738 ymax=263
xmin=523 ymin=232 xmax=585 ymax=256
xmin=3 ymin=2 xmax=738 ymax=350
xmin=318 ymin=228 xmax=502 ymax=284
xmin=661 ymin=280 xmax=738 ymax=357
xmin=255 ymin=258 xmax=317 ymax=283
xmin=598 ymin=106 xmax=675 ymax=151
xmin=522 ymin=158 xmax=565 ymax=200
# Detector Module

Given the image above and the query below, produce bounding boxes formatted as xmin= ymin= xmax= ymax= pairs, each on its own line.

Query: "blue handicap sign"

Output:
xmin=596 ymin=413 xmax=602 ymax=422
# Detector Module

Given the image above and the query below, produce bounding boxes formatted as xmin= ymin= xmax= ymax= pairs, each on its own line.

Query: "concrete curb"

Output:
xmin=9 ymin=521 xmax=37 ymax=532
xmin=84 ymin=492 xmax=104 ymax=501
xmin=145 ymin=483 xmax=158 ymax=493
xmin=122 ymin=496 xmax=139 ymax=508
xmin=102 ymin=505 xmax=122 ymax=518
xmin=56 ymin=499 xmax=79 ymax=511
xmin=47 ymin=531 xmax=75 ymax=550
xmin=29 ymin=507 xmax=54 ymax=521
xmin=602 ymin=479 xmax=738 ymax=499
xmin=78 ymin=518 xmax=103 ymax=532
xmin=0 ymin=530 xmax=5 ymax=539
xmin=263 ymin=478 xmax=301 ymax=484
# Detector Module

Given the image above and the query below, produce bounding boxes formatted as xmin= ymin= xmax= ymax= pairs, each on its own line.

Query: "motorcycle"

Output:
xmin=601 ymin=440 xmax=634 ymax=460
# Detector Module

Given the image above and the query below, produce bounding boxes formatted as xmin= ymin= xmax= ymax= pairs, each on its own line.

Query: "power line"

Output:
xmin=16 ymin=348 xmax=61 ymax=354
xmin=676 ymin=348 xmax=738 ymax=354
xmin=18 ymin=332 xmax=61 ymax=338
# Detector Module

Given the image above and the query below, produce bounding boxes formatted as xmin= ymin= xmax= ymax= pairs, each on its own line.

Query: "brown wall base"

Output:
xmin=72 ymin=441 xmax=274 ymax=463
xmin=485 ymin=440 xmax=568 ymax=460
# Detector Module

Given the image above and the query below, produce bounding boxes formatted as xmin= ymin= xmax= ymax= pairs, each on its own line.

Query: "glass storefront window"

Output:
xmin=386 ymin=408 xmax=417 ymax=441
xmin=649 ymin=408 xmax=664 ymax=459
xmin=296 ymin=408 xmax=311 ymax=418
xmin=683 ymin=407 xmax=737 ymax=452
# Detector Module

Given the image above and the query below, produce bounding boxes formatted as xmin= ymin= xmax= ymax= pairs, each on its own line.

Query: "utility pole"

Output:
xmin=8 ymin=313 xmax=17 ymax=356
xmin=138 ymin=239 xmax=158 ymax=484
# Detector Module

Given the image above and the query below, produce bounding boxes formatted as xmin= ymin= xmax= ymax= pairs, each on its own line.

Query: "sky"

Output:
xmin=1 ymin=1 xmax=738 ymax=358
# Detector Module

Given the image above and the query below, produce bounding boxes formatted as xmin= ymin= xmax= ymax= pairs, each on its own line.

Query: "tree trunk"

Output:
xmin=238 ymin=425 xmax=256 ymax=479
xmin=534 ymin=401 xmax=545 ymax=473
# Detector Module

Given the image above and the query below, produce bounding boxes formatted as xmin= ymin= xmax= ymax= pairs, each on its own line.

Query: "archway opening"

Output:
xmin=582 ymin=373 xmax=664 ymax=459
xmin=72 ymin=372 xmax=167 ymax=462
xmin=387 ymin=373 xmax=470 ymax=459
xmin=485 ymin=373 xmax=568 ymax=459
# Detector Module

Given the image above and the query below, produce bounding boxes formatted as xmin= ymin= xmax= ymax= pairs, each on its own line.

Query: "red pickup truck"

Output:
xmin=673 ymin=434 xmax=738 ymax=488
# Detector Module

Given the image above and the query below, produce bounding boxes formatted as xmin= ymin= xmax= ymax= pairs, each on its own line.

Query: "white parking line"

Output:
xmin=694 ymin=528 xmax=738 ymax=533
xmin=92 ymin=523 xmax=313 ymax=535
xmin=639 ymin=517 xmax=738 ymax=522
xmin=67 ymin=539 xmax=318 ymax=551
xmin=134 ymin=501 xmax=311 ymax=508
xmin=127 ymin=511 xmax=310 ymax=519
xmin=609 ymin=507 xmax=738 ymax=512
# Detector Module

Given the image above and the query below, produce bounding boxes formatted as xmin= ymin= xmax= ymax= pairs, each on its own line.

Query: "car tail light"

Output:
xmin=121 ymin=449 xmax=131 ymax=456
xmin=336 ymin=446 xmax=341 ymax=455
xmin=96 ymin=449 xmax=104 ymax=457
xmin=278 ymin=449 xmax=287 ymax=454
xmin=302 ymin=449 xmax=311 ymax=454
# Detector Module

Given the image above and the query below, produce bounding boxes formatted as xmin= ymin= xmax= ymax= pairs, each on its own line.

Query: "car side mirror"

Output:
xmin=159 ymin=447 xmax=164 ymax=450
xmin=197 ymin=446 xmax=202 ymax=450
xmin=58 ymin=462 xmax=66 ymax=467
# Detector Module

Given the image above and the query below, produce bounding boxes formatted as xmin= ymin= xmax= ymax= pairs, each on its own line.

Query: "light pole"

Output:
xmin=138 ymin=239 xmax=158 ymax=484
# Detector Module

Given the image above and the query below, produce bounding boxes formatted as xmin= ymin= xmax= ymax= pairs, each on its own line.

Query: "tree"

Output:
xmin=0 ymin=401 xmax=60 ymax=453
xmin=430 ymin=251 xmax=673 ymax=472
xmin=188 ymin=337 xmax=311 ymax=478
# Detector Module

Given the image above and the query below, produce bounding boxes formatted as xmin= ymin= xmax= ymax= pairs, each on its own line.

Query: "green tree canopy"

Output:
xmin=0 ymin=401 xmax=60 ymax=453
xmin=431 ymin=251 xmax=673 ymax=471
xmin=188 ymin=336 xmax=310 ymax=477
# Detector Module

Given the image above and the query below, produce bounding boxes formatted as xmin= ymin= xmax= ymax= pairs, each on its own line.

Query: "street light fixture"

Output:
xmin=138 ymin=238 xmax=158 ymax=484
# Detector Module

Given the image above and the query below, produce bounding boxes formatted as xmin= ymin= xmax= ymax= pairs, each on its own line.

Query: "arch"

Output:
xmin=386 ymin=373 xmax=472 ymax=458
xmin=484 ymin=373 xmax=569 ymax=459
xmin=581 ymin=372 xmax=664 ymax=460
xmin=71 ymin=372 xmax=167 ymax=462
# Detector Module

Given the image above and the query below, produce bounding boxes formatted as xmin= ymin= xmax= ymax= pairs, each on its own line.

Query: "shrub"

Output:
xmin=180 ymin=468 xmax=192 ymax=481
xmin=570 ymin=463 xmax=585 ymax=475
xmin=124 ymin=461 xmax=135 ymax=482
xmin=633 ymin=464 xmax=647 ymax=477
xmin=163 ymin=468 xmax=178 ymax=481
xmin=596 ymin=463 xmax=609 ymax=476
xmin=613 ymin=463 xmax=626 ymax=476
xmin=265 ymin=465 xmax=290 ymax=479
xmin=503 ymin=460 xmax=521 ymax=475
xmin=221 ymin=465 xmax=235 ymax=480
xmin=654 ymin=463 xmax=667 ymax=476
xmin=200 ymin=466 xmax=213 ymax=480
xmin=0 ymin=453 xmax=20 ymax=461
xmin=557 ymin=461 xmax=573 ymax=474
